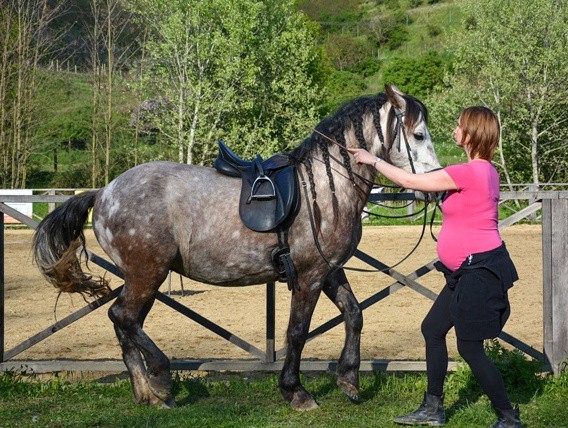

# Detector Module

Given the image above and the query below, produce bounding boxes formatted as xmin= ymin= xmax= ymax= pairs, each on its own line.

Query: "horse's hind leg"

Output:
xmin=323 ymin=269 xmax=363 ymax=401
xmin=111 ymin=296 xmax=162 ymax=406
xmin=109 ymin=274 xmax=175 ymax=408
xmin=279 ymin=281 xmax=322 ymax=411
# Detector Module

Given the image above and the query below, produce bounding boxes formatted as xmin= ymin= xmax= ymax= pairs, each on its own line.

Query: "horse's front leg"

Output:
xmin=323 ymin=268 xmax=363 ymax=401
xmin=279 ymin=280 xmax=322 ymax=411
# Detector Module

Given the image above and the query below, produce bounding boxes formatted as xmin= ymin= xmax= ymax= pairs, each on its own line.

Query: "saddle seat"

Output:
xmin=214 ymin=141 xmax=300 ymax=233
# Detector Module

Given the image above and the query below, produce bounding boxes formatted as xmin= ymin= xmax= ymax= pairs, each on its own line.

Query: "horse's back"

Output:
xmin=91 ymin=161 xmax=277 ymax=285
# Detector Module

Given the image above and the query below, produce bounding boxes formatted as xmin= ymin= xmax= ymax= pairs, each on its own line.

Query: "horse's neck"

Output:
xmin=316 ymin=143 xmax=375 ymax=217
xmin=306 ymin=106 xmax=391 ymax=219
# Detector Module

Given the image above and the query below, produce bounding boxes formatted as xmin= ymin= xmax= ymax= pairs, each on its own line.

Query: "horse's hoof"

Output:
xmin=337 ymin=379 xmax=359 ymax=402
xmin=160 ymin=396 xmax=177 ymax=409
xmin=291 ymin=393 xmax=319 ymax=411
xmin=148 ymin=376 xmax=173 ymax=402
xmin=148 ymin=393 xmax=176 ymax=409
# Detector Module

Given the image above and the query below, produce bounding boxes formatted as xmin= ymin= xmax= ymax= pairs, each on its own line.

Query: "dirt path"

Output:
xmin=3 ymin=225 xmax=542 ymax=362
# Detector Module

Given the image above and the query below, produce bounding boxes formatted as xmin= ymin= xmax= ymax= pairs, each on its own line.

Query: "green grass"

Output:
xmin=1 ymin=361 xmax=566 ymax=427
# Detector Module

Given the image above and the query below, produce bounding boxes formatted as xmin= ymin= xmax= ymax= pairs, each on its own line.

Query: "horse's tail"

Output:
xmin=33 ymin=190 xmax=111 ymax=299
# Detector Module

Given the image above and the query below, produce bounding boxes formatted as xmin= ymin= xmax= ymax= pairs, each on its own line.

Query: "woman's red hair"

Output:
xmin=459 ymin=106 xmax=500 ymax=161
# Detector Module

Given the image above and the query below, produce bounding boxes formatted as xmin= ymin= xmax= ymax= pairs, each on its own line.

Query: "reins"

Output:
xmin=296 ymin=103 xmax=440 ymax=274
xmin=298 ymin=164 xmax=436 ymax=274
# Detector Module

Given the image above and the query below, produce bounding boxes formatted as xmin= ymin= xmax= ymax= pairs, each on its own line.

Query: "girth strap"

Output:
xmin=271 ymin=229 xmax=299 ymax=291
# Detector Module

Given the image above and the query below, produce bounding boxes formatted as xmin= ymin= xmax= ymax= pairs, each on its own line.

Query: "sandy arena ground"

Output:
xmin=3 ymin=225 xmax=542 ymax=362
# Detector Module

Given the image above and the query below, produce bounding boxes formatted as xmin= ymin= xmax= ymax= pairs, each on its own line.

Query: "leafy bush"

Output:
xmin=319 ymin=8 xmax=364 ymax=24
xmin=324 ymin=34 xmax=372 ymax=71
xmin=298 ymin=0 xmax=364 ymax=21
xmin=321 ymin=69 xmax=367 ymax=114
xmin=446 ymin=340 xmax=544 ymax=398
xmin=383 ymin=11 xmax=412 ymax=50
xmin=427 ymin=24 xmax=443 ymax=37
xmin=50 ymin=162 xmax=92 ymax=188
xmin=485 ymin=339 xmax=544 ymax=393
xmin=382 ymin=51 xmax=449 ymax=98
xmin=355 ymin=55 xmax=381 ymax=77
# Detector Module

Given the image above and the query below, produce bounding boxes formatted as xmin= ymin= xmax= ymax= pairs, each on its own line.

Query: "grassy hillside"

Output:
xmin=23 ymin=0 xmax=464 ymax=188
xmin=28 ymin=70 xmax=140 ymax=188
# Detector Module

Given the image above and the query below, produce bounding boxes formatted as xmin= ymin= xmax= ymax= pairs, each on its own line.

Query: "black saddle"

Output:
xmin=214 ymin=141 xmax=300 ymax=233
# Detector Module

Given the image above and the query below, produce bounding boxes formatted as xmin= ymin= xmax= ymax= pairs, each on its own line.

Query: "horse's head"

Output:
xmin=377 ymin=85 xmax=441 ymax=175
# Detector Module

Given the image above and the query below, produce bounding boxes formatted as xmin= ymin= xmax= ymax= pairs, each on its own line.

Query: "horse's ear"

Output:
xmin=385 ymin=84 xmax=406 ymax=111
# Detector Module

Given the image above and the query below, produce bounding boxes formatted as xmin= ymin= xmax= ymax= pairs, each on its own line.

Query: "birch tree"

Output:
xmin=131 ymin=0 xmax=323 ymax=165
xmin=86 ymin=0 xmax=138 ymax=186
xmin=0 ymin=4 xmax=15 ymax=187
xmin=1 ymin=0 xmax=64 ymax=188
xmin=446 ymin=0 xmax=568 ymax=185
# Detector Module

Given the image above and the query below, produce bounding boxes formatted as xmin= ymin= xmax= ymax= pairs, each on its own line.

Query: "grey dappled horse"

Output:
xmin=33 ymin=85 xmax=440 ymax=410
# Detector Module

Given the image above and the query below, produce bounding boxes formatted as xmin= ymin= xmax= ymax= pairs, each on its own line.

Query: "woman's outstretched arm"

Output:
xmin=347 ymin=147 xmax=458 ymax=193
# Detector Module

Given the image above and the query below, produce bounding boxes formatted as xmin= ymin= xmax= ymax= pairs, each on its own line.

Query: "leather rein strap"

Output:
xmin=298 ymin=106 xmax=429 ymax=274
xmin=394 ymin=108 xmax=417 ymax=175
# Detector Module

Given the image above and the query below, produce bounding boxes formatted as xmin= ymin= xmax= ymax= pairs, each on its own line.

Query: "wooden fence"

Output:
xmin=0 ymin=190 xmax=566 ymax=374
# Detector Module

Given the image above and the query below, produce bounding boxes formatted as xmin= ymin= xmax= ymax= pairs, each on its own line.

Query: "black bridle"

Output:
xmin=393 ymin=108 xmax=417 ymax=175
xmin=299 ymin=102 xmax=439 ymax=274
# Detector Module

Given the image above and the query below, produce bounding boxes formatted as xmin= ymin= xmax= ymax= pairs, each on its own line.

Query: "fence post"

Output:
xmin=266 ymin=282 xmax=275 ymax=363
xmin=542 ymin=197 xmax=568 ymax=374
xmin=48 ymin=189 xmax=55 ymax=214
xmin=0 ymin=211 xmax=4 ymax=363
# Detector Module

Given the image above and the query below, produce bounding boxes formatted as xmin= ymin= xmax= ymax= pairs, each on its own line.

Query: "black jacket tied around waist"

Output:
xmin=434 ymin=242 xmax=519 ymax=341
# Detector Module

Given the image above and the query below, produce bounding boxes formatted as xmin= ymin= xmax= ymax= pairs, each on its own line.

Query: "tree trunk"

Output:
xmin=187 ymin=95 xmax=200 ymax=165
xmin=531 ymin=121 xmax=540 ymax=189
xmin=53 ymin=147 xmax=58 ymax=172
xmin=495 ymin=110 xmax=519 ymax=208
xmin=90 ymin=0 xmax=100 ymax=188
xmin=0 ymin=6 xmax=13 ymax=188
xmin=177 ymin=86 xmax=185 ymax=164
xmin=104 ymin=0 xmax=114 ymax=185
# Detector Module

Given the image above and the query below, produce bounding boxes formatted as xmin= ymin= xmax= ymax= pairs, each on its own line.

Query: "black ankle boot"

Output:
xmin=394 ymin=392 xmax=446 ymax=426
xmin=491 ymin=405 xmax=525 ymax=428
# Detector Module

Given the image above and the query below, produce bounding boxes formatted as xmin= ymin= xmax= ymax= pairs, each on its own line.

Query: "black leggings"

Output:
xmin=421 ymin=284 xmax=512 ymax=410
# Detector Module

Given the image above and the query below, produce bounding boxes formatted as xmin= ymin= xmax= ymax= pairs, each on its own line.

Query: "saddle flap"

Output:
xmin=213 ymin=140 xmax=300 ymax=232
xmin=239 ymin=165 xmax=299 ymax=232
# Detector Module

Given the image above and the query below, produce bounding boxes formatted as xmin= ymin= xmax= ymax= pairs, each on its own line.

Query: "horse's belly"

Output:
xmin=179 ymin=256 xmax=278 ymax=287
xmin=177 ymin=233 xmax=280 ymax=286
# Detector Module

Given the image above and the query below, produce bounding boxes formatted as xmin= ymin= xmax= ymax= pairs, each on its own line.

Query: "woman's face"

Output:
xmin=453 ymin=117 xmax=467 ymax=147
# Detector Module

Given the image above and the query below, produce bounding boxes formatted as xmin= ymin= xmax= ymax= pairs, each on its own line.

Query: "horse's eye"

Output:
xmin=414 ymin=133 xmax=425 ymax=141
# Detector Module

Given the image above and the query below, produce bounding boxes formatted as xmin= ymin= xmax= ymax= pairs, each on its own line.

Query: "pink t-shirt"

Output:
xmin=437 ymin=160 xmax=502 ymax=271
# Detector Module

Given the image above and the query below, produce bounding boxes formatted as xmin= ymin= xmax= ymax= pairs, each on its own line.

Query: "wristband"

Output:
xmin=372 ymin=157 xmax=382 ymax=168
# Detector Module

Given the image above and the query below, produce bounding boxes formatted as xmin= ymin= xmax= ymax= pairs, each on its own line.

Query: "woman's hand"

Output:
xmin=347 ymin=147 xmax=376 ymax=165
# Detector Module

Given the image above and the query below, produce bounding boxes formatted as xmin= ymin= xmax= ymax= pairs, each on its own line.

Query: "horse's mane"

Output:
xmin=289 ymin=91 xmax=428 ymax=232
xmin=290 ymin=92 xmax=427 ymax=162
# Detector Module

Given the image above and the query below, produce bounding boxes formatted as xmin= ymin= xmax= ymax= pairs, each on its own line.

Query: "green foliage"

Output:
xmin=49 ymin=163 xmax=92 ymax=188
xmin=297 ymin=0 xmax=364 ymax=21
xmin=381 ymin=11 xmax=412 ymax=50
xmin=426 ymin=24 xmax=442 ymax=37
xmin=382 ymin=51 xmax=449 ymax=98
xmin=444 ymin=0 xmax=568 ymax=183
xmin=446 ymin=340 xmax=544 ymax=399
xmin=324 ymin=34 xmax=380 ymax=76
xmin=132 ymin=0 xmax=324 ymax=162
xmin=318 ymin=8 xmax=364 ymax=25
xmin=321 ymin=70 xmax=367 ymax=114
